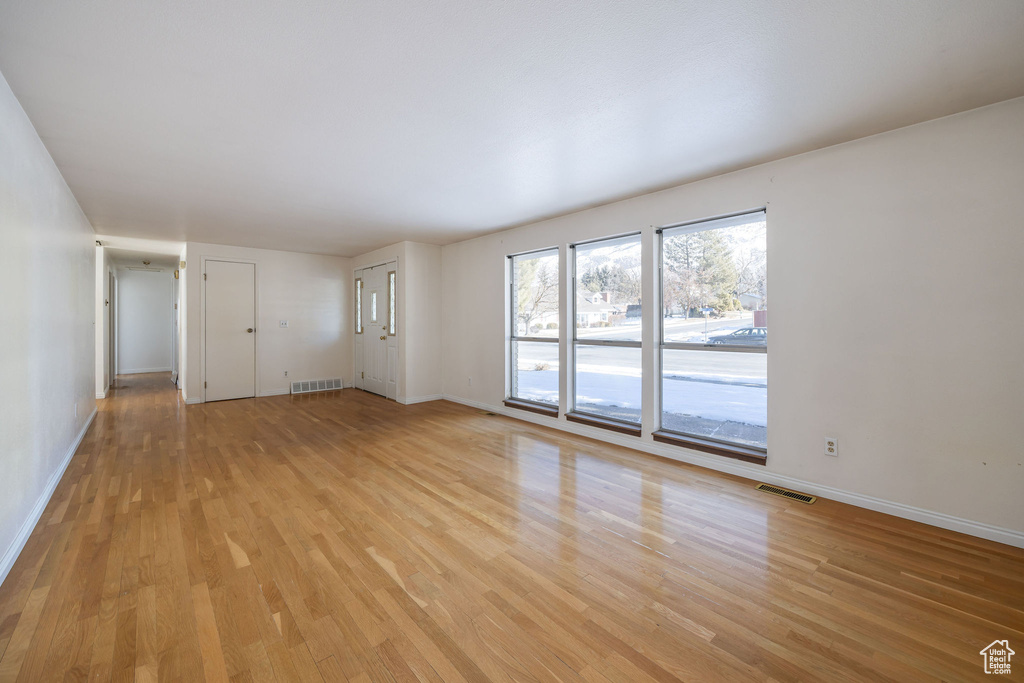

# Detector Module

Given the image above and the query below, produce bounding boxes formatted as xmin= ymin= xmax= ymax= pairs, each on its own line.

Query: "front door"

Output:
xmin=361 ymin=264 xmax=387 ymax=396
xmin=205 ymin=260 xmax=256 ymax=401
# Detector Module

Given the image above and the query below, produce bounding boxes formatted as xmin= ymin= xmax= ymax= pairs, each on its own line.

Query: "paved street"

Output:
xmin=515 ymin=315 xmax=765 ymax=382
xmin=573 ymin=312 xmax=757 ymax=343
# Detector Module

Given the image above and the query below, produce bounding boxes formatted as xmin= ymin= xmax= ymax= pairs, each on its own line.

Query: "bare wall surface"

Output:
xmin=402 ymin=242 xmax=442 ymax=400
xmin=0 ymin=70 xmax=95 ymax=582
xmin=440 ymin=98 xmax=1024 ymax=537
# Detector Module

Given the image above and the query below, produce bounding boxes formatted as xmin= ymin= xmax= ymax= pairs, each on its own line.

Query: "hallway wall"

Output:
xmin=0 ymin=70 xmax=95 ymax=584
xmin=116 ymin=268 xmax=173 ymax=374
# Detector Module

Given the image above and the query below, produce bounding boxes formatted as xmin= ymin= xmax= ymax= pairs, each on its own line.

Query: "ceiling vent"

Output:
xmin=291 ymin=378 xmax=343 ymax=394
xmin=755 ymin=483 xmax=816 ymax=504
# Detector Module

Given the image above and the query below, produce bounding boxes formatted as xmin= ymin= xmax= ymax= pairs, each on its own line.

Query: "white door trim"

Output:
xmin=200 ymin=256 xmax=260 ymax=403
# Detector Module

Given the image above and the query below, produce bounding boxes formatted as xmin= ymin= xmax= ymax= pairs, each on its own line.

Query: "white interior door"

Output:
xmin=108 ymin=271 xmax=115 ymax=385
xmin=361 ymin=264 xmax=387 ymax=396
xmin=205 ymin=260 xmax=256 ymax=401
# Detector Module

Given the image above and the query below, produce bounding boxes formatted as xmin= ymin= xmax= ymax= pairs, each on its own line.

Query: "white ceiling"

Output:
xmin=96 ymin=234 xmax=183 ymax=269
xmin=2 ymin=1 xmax=1023 ymax=257
xmin=105 ymin=248 xmax=180 ymax=270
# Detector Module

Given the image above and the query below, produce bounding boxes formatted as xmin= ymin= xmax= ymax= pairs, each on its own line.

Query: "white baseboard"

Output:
xmin=183 ymin=395 xmax=201 ymax=405
xmin=95 ymin=389 xmax=108 ymax=399
xmin=399 ymin=394 xmax=443 ymax=405
xmin=259 ymin=389 xmax=291 ymax=397
xmin=119 ymin=367 xmax=172 ymax=375
xmin=440 ymin=394 xmax=1024 ymax=549
xmin=755 ymin=471 xmax=1024 ymax=549
xmin=0 ymin=407 xmax=97 ymax=587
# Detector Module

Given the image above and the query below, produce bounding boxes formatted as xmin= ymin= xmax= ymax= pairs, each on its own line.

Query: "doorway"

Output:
xmin=96 ymin=242 xmax=183 ymax=396
xmin=355 ymin=261 xmax=397 ymax=399
xmin=204 ymin=259 xmax=256 ymax=401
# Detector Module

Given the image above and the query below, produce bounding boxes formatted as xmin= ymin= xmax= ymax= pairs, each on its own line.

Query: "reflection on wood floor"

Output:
xmin=0 ymin=372 xmax=1021 ymax=681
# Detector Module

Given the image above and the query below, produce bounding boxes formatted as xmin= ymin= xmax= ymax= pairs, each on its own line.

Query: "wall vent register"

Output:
xmin=291 ymin=378 xmax=343 ymax=394
xmin=755 ymin=483 xmax=816 ymax=504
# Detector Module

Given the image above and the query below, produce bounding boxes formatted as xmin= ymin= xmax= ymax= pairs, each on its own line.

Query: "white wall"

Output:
xmin=181 ymin=242 xmax=351 ymax=402
xmin=440 ymin=97 xmax=1024 ymax=545
xmin=352 ymin=241 xmax=442 ymax=403
xmin=0 ymin=70 xmax=96 ymax=583
xmin=116 ymin=268 xmax=173 ymax=374
xmin=403 ymin=242 xmax=442 ymax=401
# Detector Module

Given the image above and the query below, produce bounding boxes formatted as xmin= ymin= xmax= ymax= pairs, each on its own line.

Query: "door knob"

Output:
xmin=247 ymin=328 xmax=254 ymax=333
xmin=379 ymin=335 xmax=385 ymax=340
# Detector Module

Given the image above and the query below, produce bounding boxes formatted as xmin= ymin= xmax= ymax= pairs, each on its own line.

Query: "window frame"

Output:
xmin=506 ymin=246 xmax=560 ymax=415
xmin=569 ymin=232 xmax=643 ymax=430
xmin=656 ymin=209 xmax=767 ymax=459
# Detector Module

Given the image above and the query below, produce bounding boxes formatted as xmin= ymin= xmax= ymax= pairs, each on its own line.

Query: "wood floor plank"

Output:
xmin=0 ymin=372 xmax=1021 ymax=681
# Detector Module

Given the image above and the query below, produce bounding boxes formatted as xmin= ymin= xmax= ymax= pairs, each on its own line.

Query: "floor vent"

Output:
xmin=755 ymin=483 xmax=816 ymax=504
xmin=291 ymin=378 xmax=343 ymax=394
xmin=480 ymin=411 xmax=497 ymax=416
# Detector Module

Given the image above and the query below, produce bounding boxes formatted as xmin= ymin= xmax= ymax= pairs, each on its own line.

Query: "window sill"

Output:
xmin=652 ymin=430 xmax=766 ymax=465
xmin=504 ymin=399 xmax=559 ymax=418
xmin=566 ymin=412 xmax=642 ymax=436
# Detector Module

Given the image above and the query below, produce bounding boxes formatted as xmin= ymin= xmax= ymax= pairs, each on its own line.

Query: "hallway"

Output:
xmin=0 ymin=374 xmax=1021 ymax=681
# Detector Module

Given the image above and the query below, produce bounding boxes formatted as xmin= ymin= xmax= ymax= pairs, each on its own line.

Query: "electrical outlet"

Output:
xmin=468 ymin=376 xmax=472 ymax=386
xmin=825 ymin=437 xmax=838 ymax=457
xmin=279 ymin=320 xmax=289 ymax=328
xmin=284 ymin=370 xmax=288 ymax=377
xmin=74 ymin=403 xmax=78 ymax=418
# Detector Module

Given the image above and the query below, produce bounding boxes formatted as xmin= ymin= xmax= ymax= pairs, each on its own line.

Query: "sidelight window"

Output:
xmin=355 ymin=277 xmax=363 ymax=334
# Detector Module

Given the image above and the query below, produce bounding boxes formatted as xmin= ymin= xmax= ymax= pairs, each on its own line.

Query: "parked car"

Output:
xmin=707 ymin=327 xmax=767 ymax=346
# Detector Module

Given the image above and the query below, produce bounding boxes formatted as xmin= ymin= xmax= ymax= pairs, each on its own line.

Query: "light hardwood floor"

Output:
xmin=0 ymin=373 xmax=1021 ymax=682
